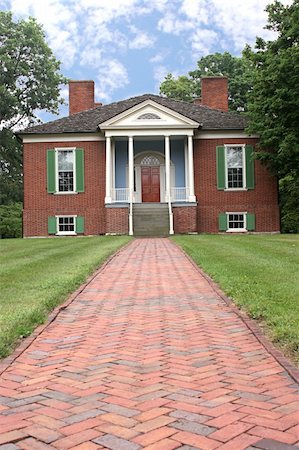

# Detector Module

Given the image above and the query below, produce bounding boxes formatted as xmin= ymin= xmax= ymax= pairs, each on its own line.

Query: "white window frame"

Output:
xmin=55 ymin=147 xmax=76 ymax=194
xmin=224 ymin=144 xmax=246 ymax=191
xmin=56 ymin=215 xmax=77 ymax=236
xmin=226 ymin=212 xmax=247 ymax=232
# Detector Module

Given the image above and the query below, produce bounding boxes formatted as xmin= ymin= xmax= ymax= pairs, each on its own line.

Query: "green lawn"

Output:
xmin=172 ymin=234 xmax=299 ymax=365
xmin=0 ymin=236 xmax=131 ymax=358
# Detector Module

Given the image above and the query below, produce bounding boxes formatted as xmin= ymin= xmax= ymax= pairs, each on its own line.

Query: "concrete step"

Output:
xmin=133 ymin=203 xmax=170 ymax=236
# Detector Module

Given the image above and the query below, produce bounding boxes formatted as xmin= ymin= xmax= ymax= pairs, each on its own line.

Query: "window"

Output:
xmin=58 ymin=216 xmax=75 ymax=234
xmin=137 ymin=113 xmax=161 ymax=120
xmin=140 ymin=155 xmax=160 ymax=166
xmin=48 ymin=216 xmax=85 ymax=235
xmin=47 ymin=148 xmax=84 ymax=194
xmin=218 ymin=212 xmax=255 ymax=232
xmin=216 ymin=144 xmax=255 ymax=190
xmin=58 ymin=150 xmax=74 ymax=192
xmin=226 ymin=146 xmax=243 ymax=188
xmin=228 ymin=213 xmax=245 ymax=231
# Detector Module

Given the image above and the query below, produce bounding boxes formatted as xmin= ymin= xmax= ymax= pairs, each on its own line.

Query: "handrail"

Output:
xmin=129 ymin=189 xmax=133 ymax=236
xmin=168 ymin=193 xmax=174 ymax=235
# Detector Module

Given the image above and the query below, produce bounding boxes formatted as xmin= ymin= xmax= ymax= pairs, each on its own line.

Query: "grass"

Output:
xmin=172 ymin=234 xmax=299 ymax=365
xmin=0 ymin=236 xmax=131 ymax=358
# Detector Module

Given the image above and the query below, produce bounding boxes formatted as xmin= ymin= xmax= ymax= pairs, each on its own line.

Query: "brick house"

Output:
xmin=19 ymin=77 xmax=280 ymax=237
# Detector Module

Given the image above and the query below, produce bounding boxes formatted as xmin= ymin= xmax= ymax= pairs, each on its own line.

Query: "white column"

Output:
xmin=128 ymin=136 xmax=134 ymax=201
xmin=128 ymin=136 xmax=134 ymax=236
xmin=165 ymin=135 xmax=171 ymax=202
xmin=105 ymin=136 xmax=112 ymax=203
xmin=188 ymin=135 xmax=196 ymax=202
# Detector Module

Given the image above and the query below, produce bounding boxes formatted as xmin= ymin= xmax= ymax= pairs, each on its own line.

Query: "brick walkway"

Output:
xmin=0 ymin=238 xmax=298 ymax=450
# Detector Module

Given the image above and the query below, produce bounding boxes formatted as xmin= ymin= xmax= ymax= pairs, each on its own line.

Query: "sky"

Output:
xmin=1 ymin=0 xmax=292 ymax=120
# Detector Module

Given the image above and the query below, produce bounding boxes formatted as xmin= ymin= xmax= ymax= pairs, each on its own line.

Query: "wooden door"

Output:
xmin=141 ymin=166 xmax=160 ymax=202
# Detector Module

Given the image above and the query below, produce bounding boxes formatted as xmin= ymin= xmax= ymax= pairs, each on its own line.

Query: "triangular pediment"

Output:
xmin=99 ymin=99 xmax=199 ymax=130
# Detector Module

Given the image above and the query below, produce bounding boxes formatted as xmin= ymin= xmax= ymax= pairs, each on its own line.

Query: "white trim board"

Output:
xmin=195 ymin=131 xmax=259 ymax=139
xmin=22 ymin=134 xmax=105 ymax=143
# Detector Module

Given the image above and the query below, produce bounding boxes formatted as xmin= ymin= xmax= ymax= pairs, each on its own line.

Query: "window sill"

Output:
xmin=224 ymin=188 xmax=248 ymax=192
xmin=53 ymin=192 xmax=79 ymax=195
xmin=56 ymin=232 xmax=77 ymax=236
xmin=226 ymin=229 xmax=247 ymax=233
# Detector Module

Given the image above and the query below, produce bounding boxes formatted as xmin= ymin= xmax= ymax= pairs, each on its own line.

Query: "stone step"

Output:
xmin=133 ymin=203 xmax=170 ymax=236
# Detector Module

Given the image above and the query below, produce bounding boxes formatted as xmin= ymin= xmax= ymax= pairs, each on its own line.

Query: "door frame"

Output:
xmin=126 ymin=151 xmax=175 ymax=203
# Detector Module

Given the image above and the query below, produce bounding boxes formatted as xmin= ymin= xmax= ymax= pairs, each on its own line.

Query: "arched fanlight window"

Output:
xmin=140 ymin=155 xmax=160 ymax=166
xmin=137 ymin=113 xmax=161 ymax=120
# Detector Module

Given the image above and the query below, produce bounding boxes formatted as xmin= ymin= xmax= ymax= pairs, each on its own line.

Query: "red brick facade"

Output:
xmin=23 ymin=140 xmax=106 ymax=237
xmin=23 ymin=136 xmax=280 ymax=237
xmin=106 ymin=207 xmax=129 ymax=234
xmin=173 ymin=206 xmax=197 ymax=234
xmin=194 ymin=138 xmax=280 ymax=233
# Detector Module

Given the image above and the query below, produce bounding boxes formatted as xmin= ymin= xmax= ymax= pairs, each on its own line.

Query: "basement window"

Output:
xmin=227 ymin=213 xmax=246 ymax=231
xmin=57 ymin=216 xmax=76 ymax=235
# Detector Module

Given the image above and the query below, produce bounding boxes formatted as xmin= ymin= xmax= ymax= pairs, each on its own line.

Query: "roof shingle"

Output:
xmin=20 ymin=94 xmax=247 ymax=134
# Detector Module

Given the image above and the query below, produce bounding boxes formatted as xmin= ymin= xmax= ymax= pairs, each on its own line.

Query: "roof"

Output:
xmin=20 ymin=94 xmax=247 ymax=134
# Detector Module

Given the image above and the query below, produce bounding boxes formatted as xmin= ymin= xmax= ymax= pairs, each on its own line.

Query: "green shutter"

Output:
xmin=245 ymin=145 xmax=255 ymax=189
xmin=216 ymin=146 xmax=225 ymax=190
xmin=47 ymin=149 xmax=56 ymax=193
xmin=218 ymin=213 xmax=228 ymax=231
xmin=75 ymin=148 xmax=84 ymax=192
xmin=76 ymin=216 xmax=84 ymax=234
xmin=246 ymin=213 xmax=255 ymax=231
xmin=48 ymin=216 xmax=56 ymax=234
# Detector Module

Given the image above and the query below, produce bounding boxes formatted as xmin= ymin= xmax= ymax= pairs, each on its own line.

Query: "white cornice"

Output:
xmin=21 ymin=134 xmax=105 ymax=143
xmin=105 ymin=129 xmax=195 ymax=137
xmin=195 ymin=131 xmax=259 ymax=139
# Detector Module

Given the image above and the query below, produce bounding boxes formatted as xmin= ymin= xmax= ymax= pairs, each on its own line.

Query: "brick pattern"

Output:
xmin=23 ymin=141 xmax=106 ymax=237
xmin=201 ymin=77 xmax=228 ymax=111
xmin=173 ymin=206 xmax=197 ymax=234
xmin=106 ymin=207 xmax=129 ymax=234
xmin=69 ymin=81 xmax=95 ymax=115
xmin=0 ymin=239 xmax=298 ymax=450
xmin=194 ymin=138 xmax=280 ymax=233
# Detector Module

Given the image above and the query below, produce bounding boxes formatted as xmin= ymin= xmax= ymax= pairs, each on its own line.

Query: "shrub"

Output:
xmin=0 ymin=202 xmax=22 ymax=238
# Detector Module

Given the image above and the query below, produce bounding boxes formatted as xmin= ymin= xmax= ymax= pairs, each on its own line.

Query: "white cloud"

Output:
xmin=158 ymin=12 xmax=194 ymax=35
xmin=80 ymin=47 xmax=104 ymax=69
xmin=189 ymin=28 xmax=218 ymax=56
xmin=150 ymin=52 xmax=168 ymax=64
xmin=95 ymin=59 xmax=129 ymax=101
xmin=4 ymin=0 xmax=295 ymax=105
xmin=180 ymin=0 xmax=209 ymax=24
xmin=128 ymin=26 xmax=155 ymax=49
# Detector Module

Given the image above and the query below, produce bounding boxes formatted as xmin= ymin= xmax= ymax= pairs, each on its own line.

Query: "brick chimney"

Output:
xmin=69 ymin=80 xmax=95 ymax=115
xmin=201 ymin=76 xmax=228 ymax=111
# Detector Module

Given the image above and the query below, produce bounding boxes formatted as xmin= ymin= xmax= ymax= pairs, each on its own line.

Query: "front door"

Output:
xmin=141 ymin=166 xmax=160 ymax=202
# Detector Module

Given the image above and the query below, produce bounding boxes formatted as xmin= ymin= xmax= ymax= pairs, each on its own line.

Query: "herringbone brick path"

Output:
xmin=0 ymin=238 xmax=298 ymax=450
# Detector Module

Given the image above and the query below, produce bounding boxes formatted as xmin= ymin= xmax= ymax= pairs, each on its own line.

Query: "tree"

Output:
xmin=0 ymin=130 xmax=22 ymax=205
xmin=0 ymin=203 xmax=22 ymax=238
xmin=159 ymin=74 xmax=200 ymax=103
xmin=160 ymin=52 xmax=252 ymax=111
xmin=244 ymin=0 xmax=299 ymax=232
xmin=0 ymin=11 xmax=67 ymax=207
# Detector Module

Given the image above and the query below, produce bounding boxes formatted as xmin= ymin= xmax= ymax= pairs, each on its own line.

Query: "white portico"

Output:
xmin=100 ymin=100 xmax=199 ymax=235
